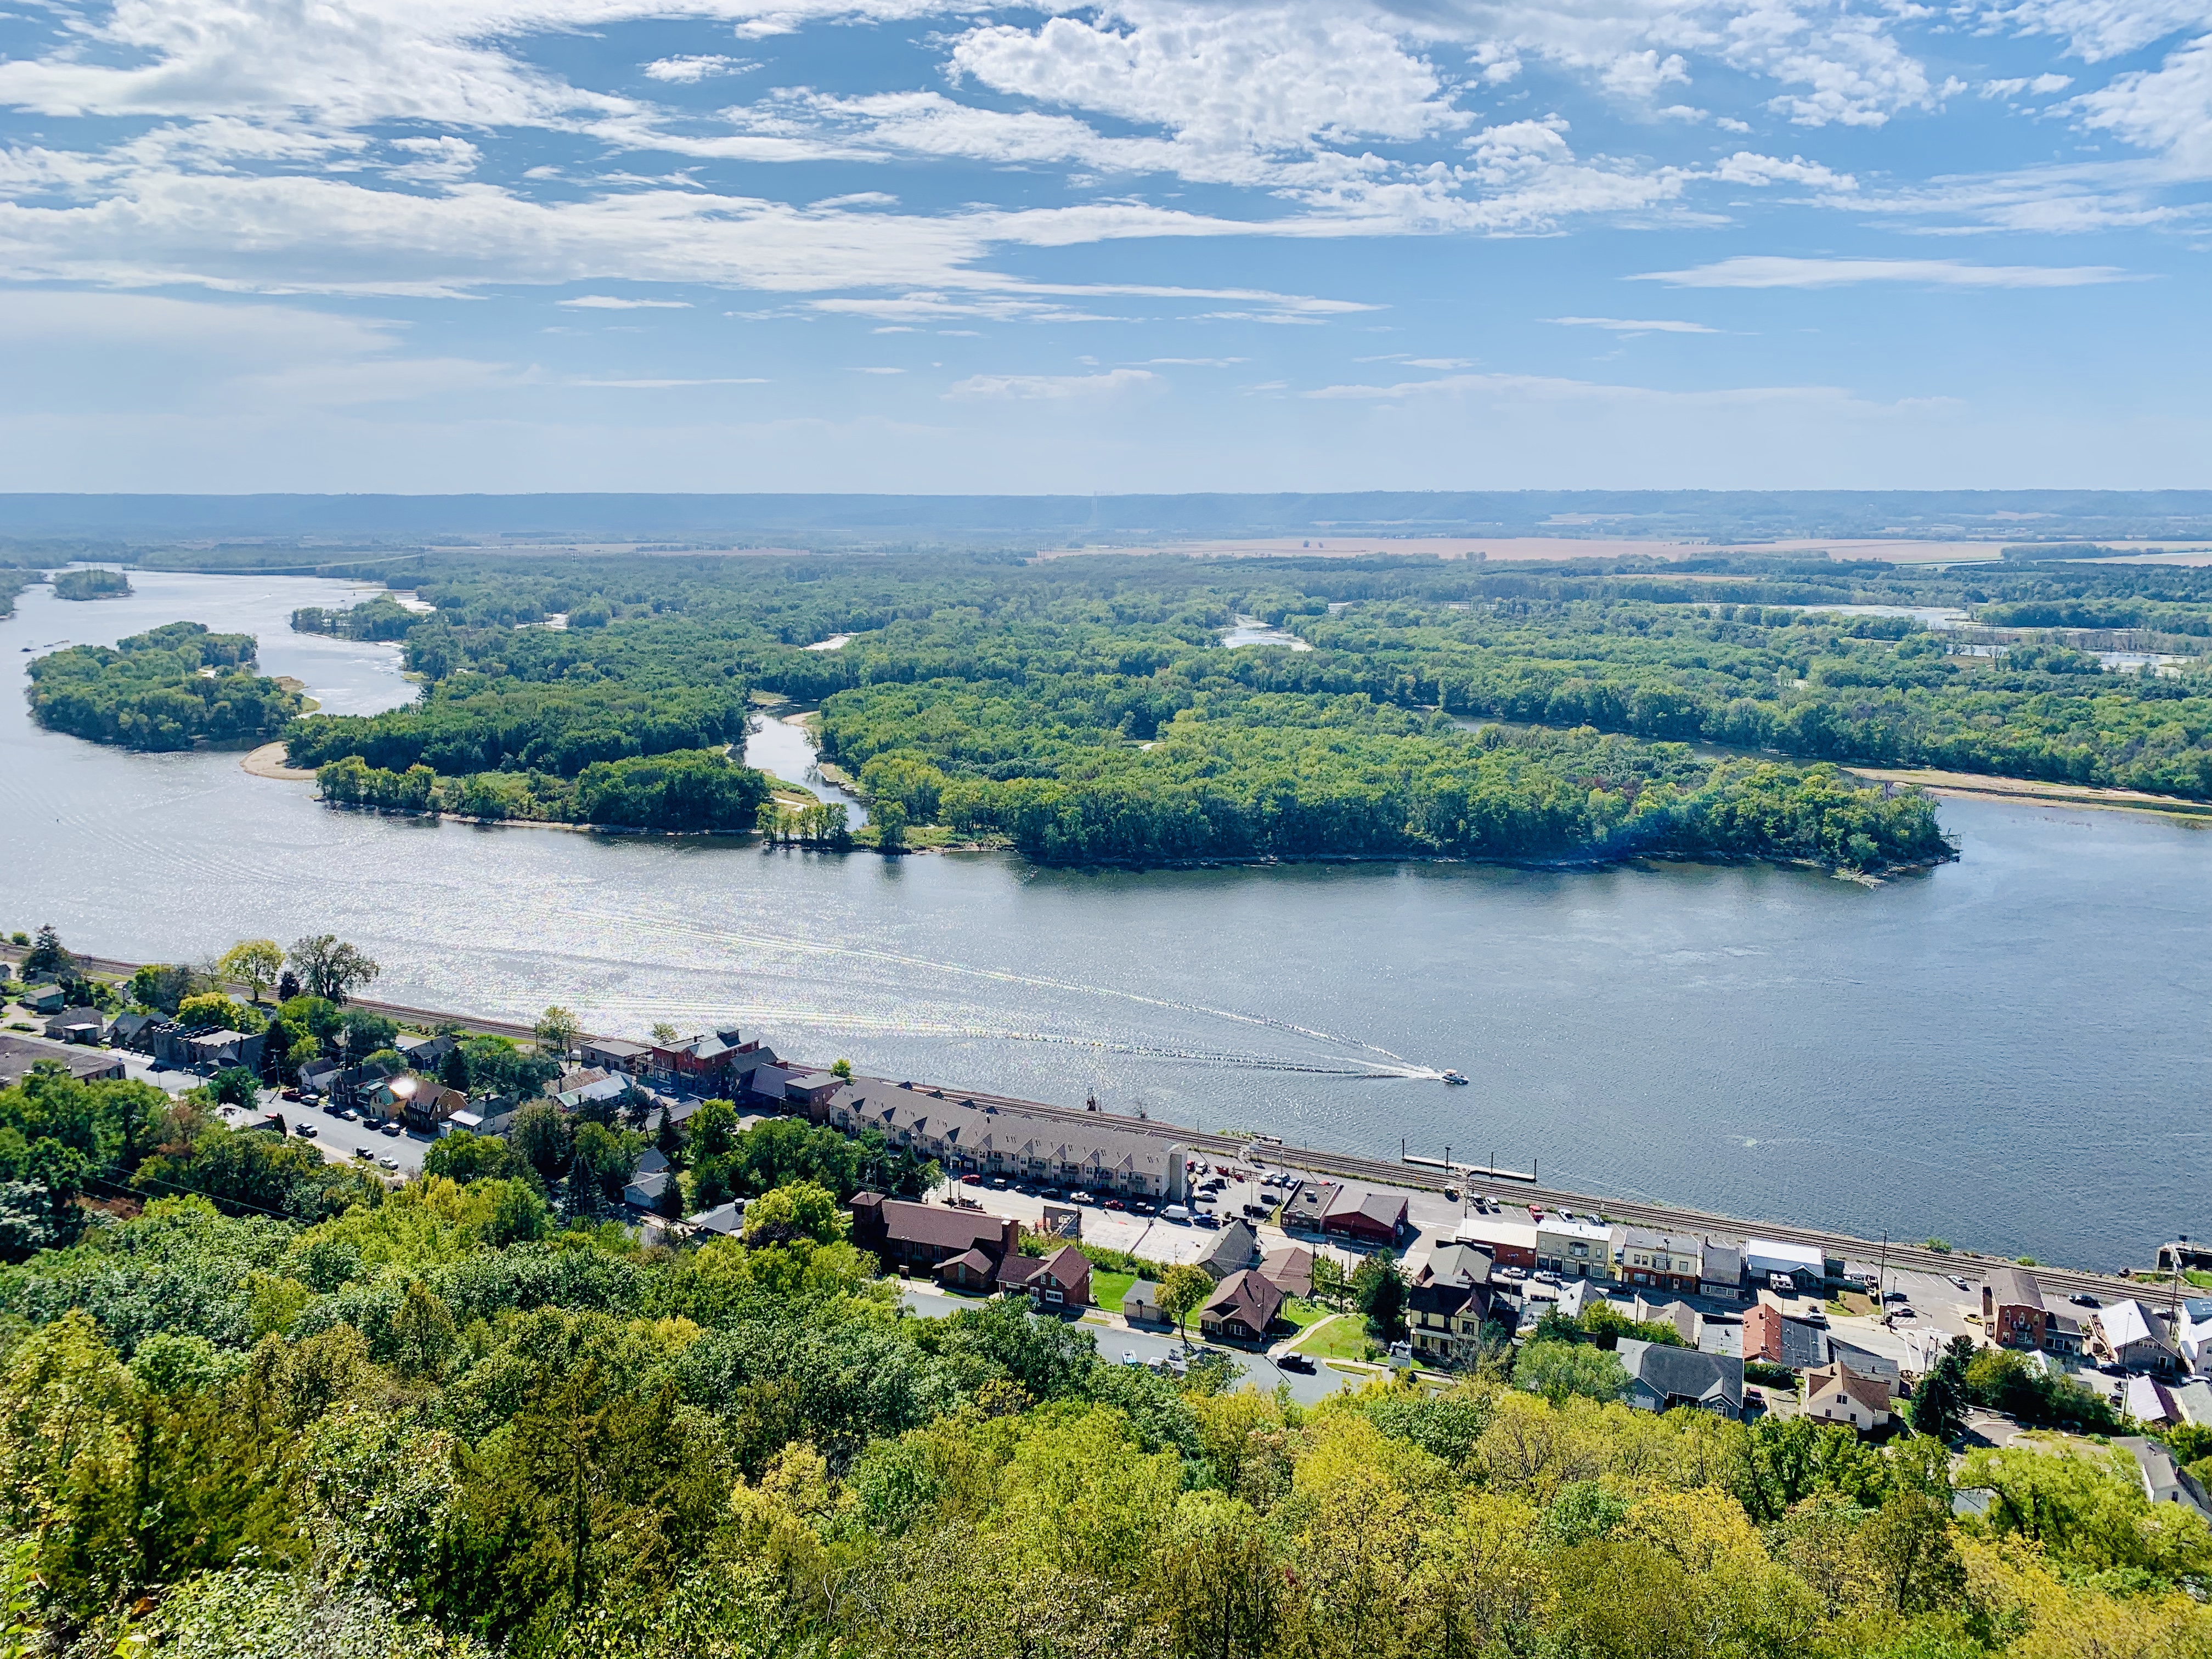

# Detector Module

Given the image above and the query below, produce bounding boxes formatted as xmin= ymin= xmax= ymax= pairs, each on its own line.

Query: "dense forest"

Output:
xmin=26 ymin=622 xmax=303 ymax=751
xmin=51 ymin=567 xmax=132 ymax=601
xmin=2 ymin=1062 xmax=2208 ymax=1659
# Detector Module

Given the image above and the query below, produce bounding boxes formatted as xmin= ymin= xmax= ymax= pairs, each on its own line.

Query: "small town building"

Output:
xmin=1197 ymin=1218 xmax=1262 ymax=1281
xmin=995 ymin=1254 xmax=1045 ymax=1294
xmin=1983 ymin=1265 xmax=2050 ymax=1351
xmin=1615 ymin=1340 xmax=1744 ymax=1419
xmin=937 ymin=1248 xmax=1000 ymax=1294
xmin=818 ymin=1081 xmax=1189 ymax=1201
xmin=1028 ymin=1244 xmax=1092 ymax=1310
xmin=2095 ymin=1301 xmax=2183 ymax=1376
xmin=1743 ymin=1238 xmax=1826 ymax=1293
xmin=1534 ymin=1211 xmax=1616 ymax=1280
xmin=19 ymin=984 xmax=67 ymax=1014
xmin=848 ymin=1192 xmax=1020 ymax=1275
xmin=0 ymin=1034 xmax=127 ymax=1087
xmin=107 ymin=1012 xmax=165 ymax=1052
xmin=1124 ymin=1279 xmax=1166 ymax=1325
xmin=580 ymin=1037 xmax=652 ymax=1075
xmin=1259 ymin=1245 xmax=1314 ymax=1300
xmin=1616 ymin=1229 xmax=1703 ymax=1295
xmin=623 ymin=1169 xmax=673 ymax=1212
xmin=1408 ymin=1272 xmax=1493 ymax=1368
xmin=687 ymin=1201 xmax=745 ymax=1236
xmin=1454 ymin=1215 xmax=1537 ymax=1269
xmin=1419 ymin=1242 xmax=1494 ymax=1291
xmin=371 ymin=1071 xmax=467 ymax=1133
xmin=2116 ymin=1437 xmax=2212 ymax=1522
xmin=1699 ymin=1239 xmax=1746 ymax=1298
xmin=42 ymin=1007 xmax=108 ymax=1045
xmin=2175 ymin=1299 xmax=2212 ymax=1375
xmin=1199 ymin=1269 xmax=1284 ymax=1343
xmin=1800 ymin=1362 xmax=1893 ymax=1434
xmin=1743 ymin=1302 xmax=1829 ymax=1371
xmin=397 ymin=1032 xmax=458 ymax=1073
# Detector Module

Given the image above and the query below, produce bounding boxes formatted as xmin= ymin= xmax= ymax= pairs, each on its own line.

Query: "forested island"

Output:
xmin=51 ymin=567 xmax=132 ymax=601
xmin=31 ymin=546 xmax=2210 ymax=864
xmin=26 ymin=622 xmax=302 ymax=751
xmin=2 ymin=1057 xmax=2207 ymax=1656
xmin=266 ymin=545 xmax=2210 ymax=865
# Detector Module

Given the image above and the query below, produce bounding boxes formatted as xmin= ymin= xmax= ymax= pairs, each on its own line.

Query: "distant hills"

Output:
xmin=4 ymin=489 xmax=2211 ymax=549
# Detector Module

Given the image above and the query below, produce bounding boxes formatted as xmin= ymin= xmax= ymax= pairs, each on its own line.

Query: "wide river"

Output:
xmin=5 ymin=572 xmax=2207 ymax=1269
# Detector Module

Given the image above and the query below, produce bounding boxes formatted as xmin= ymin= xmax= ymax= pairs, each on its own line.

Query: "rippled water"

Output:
xmin=5 ymin=573 xmax=2207 ymax=1268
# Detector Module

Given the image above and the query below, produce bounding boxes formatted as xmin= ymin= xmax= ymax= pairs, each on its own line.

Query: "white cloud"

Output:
xmin=559 ymin=295 xmax=694 ymax=308
xmin=569 ymin=375 xmax=770 ymax=385
xmin=2071 ymin=32 xmax=2212 ymax=174
xmin=1708 ymin=151 xmax=1855 ymax=191
xmin=946 ymin=367 xmax=1160 ymax=398
xmin=1549 ymin=315 xmax=1720 ymax=332
xmin=1299 ymin=368 xmax=1926 ymax=417
xmin=643 ymin=55 xmax=757 ymax=83
xmin=1634 ymin=255 xmax=2132 ymax=287
xmin=847 ymin=365 xmax=905 ymax=373
xmin=1143 ymin=356 xmax=1246 ymax=364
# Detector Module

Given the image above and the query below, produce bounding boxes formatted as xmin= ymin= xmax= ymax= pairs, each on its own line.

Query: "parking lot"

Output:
xmin=213 ymin=1088 xmax=431 ymax=1177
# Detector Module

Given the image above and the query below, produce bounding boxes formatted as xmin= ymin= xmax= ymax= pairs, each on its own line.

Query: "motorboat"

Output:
xmin=1440 ymin=1070 xmax=1469 ymax=1086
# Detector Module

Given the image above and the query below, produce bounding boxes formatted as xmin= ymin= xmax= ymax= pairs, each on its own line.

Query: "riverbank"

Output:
xmin=241 ymin=742 xmax=316 ymax=781
xmin=6 ymin=934 xmax=2171 ymax=1294
xmin=1846 ymin=765 xmax=2212 ymax=819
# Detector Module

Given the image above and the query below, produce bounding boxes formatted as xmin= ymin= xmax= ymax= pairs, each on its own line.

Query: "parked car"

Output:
xmin=1163 ymin=1205 xmax=1192 ymax=1223
xmin=334 ymin=1108 xmax=357 ymax=1122
xmin=2069 ymin=1291 xmax=2101 ymax=1307
xmin=292 ymin=1122 xmax=318 ymax=1138
xmin=1070 ymin=1190 xmax=1094 ymax=1206
xmin=377 ymin=1155 xmax=399 ymax=1171
xmin=1278 ymin=1352 xmax=1316 ymax=1373
xmin=959 ymin=1173 xmax=981 ymax=1185
xmin=1951 ymin=1276 xmax=1971 ymax=1291
xmin=988 ymin=1177 xmax=1008 ymax=1189
xmin=1193 ymin=1213 xmax=1221 ymax=1230
xmin=280 ymin=1087 xmax=301 ymax=1102
xmin=1121 ymin=1351 xmax=1141 ymax=1367
xmin=1104 ymin=1198 xmax=1126 ymax=1211
xmin=379 ymin=1121 xmax=401 ymax=1137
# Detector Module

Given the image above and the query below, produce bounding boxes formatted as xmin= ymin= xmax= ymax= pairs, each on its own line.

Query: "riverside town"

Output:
xmin=3 ymin=913 xmax=2210 ymax=1657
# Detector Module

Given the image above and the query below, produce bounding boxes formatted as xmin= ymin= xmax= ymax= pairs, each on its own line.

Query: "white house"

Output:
xmin=1799 ymin=1361 xmax=1893 ymax=1435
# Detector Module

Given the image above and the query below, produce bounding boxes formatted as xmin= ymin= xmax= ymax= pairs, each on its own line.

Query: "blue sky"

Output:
xmin=0 ymin=0 xmax=2206 ymax=495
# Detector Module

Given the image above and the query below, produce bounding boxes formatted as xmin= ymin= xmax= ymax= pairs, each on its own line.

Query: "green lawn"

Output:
xmin=1279 ymin=1297 xmax=1333 ymax=1331
xmin=1291 ymin=1314 xmax=1379 ymax=1363
xmin=1091 ymin=1269 xmax=1138 ymax=1312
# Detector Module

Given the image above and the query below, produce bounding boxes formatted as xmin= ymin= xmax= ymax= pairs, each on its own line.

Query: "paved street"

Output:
xmin=899 ymin=1284 xmax=1358 ymax=1406
xmin=213 ymin=1088 xmax=431 ymax=1176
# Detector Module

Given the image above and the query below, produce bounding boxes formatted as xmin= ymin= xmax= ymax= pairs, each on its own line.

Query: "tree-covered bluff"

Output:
xmin=26 ymin=621 xmax=302 ymax=751
xmin=0 ymin=1133 xmax=2206 ymax=1658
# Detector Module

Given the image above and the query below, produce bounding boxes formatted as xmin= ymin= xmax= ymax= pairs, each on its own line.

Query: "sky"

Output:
xmin=0 ymin=0 xmax=2207 ymax=496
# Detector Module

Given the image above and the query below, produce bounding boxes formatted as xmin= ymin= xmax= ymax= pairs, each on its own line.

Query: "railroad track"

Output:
xmin=7 ymin=945 xmax=2179 ymax=1297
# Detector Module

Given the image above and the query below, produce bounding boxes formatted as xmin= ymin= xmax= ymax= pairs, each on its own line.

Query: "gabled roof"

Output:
xmin=1803 ymin=1361 xmax=1891 ymax=1412
xmin=1202 ymin=1268 xmax=1284 ymax=1331
xmin=996 ymin=1254 xmax=1046 ymax=1288
xmin=1259 ymin=1246 xmax=1313 ymax=1298
xmin=1985 ymin=1265 xmax=2046 ymax=1312
xmin=1419 ymin=1243 xmax=1493 ymax=1288
xmin=939 ymin=1246 xmax=996 ymax=1279
xmin=1408 ymin=1279 xmax=1479 ymax=1318
xmin=2098 ymin=1300 xmax=2174 ymax=1352
xmin=1198 ymin=1218 xmax=1260 ymax=1278
xmin=1037 ymin=1244 xmax=1090 ymax=1286
xmin=1616 ymin=1339 xmax=1744 ymax=1414
xmin=870 ymin=1197 xmax=1014 ymax=1255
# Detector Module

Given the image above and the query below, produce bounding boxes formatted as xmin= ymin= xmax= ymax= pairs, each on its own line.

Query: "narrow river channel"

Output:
xmin=4 ymin=571 xmax=2206 ymax=1268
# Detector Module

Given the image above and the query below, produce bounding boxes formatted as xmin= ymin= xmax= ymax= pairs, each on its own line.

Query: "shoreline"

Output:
xmin=241 ymin=742 xmax=317 ymax=781
xmin=1845 ymin=765 xmax=2212 ymax=819
xmin=0 ymin=935 xmax=2169 ymax=1294
xmin=304 ymin=795 xmax=1943 ymax=877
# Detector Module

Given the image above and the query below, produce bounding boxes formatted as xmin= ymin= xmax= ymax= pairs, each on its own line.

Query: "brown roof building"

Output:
xmin=849 ymin=1192 xmax=1020 ymax=1274
xmin=1260 ymin=1245 xmax=1314 ymax=1300
xmin=1983 ymin=1266 xmax=2049 ymax=1352
xmin=1801 ymin=1362 xmax=1893 ymax=1434
xmin=1199 ymin=1269 xmax=1285 ymax=1344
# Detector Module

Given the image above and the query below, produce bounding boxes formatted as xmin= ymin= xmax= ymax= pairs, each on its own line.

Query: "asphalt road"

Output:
xmin=898 ymin=1284 xmax=1358 ymax=1406
xmin=216 ymin=1088 xmax=430 ymax=1175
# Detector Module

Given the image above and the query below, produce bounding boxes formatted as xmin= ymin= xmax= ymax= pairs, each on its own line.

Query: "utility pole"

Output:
xmin=1877 ymin=1232 xmax=1889 ymax=1310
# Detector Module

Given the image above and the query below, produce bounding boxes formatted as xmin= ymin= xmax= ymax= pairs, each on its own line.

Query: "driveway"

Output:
xmin=899 ymin=1284 xmax=1355 ymax=1407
